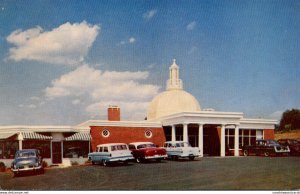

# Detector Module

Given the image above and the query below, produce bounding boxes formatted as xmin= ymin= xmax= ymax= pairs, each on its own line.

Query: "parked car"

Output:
xmin=242 ymin=139 xmax=290 ymax=157
xmin=88 ymin=143 xmax=134 ymax=166
xmin=163 ymin=141 xmax=200 ymax=161
xmin=65 ymin=147 xmax=83 ymax=158
xmin=11 ymin=149 xmax=44 ymax=177
xmin=277 ymin=139 xmax=300 ymax=156
xmin=128 ymin=142 xmax=167 ymax=163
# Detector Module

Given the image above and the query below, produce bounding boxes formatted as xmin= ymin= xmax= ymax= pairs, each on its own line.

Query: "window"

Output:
xmin=0 ymin=140 xmax=19 ymax=159
xmin=145 ymin=130 xmax=153 ymax=138
xmin=239 ymin=129 xmax=260 ymax=148
xmin=225 ymin=129 xmax=235 ymax=149
xmin=111 ymin=146 xmax=117 ymax=151
xmin=23 ymin=140 xmax=51 ymax=158
xmin=102 ymin=129 xmax=110 ymax=137
xmin=63 ymin=141 xmax=89 ymax=158
xmin=128 ymin=145 xmax=136 ymax=150
xmin=103 ymin=147 xmax=108 ymax=152
xmin=256 ymin=130 xmax=263 ymax=140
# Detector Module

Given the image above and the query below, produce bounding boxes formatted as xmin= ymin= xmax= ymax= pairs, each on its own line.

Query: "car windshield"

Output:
xmin=17 ymin=151 xmax=36 ymax=158
xmin=137 ymin=144 xmax=156 ymax=149
xmin=268 ymin=140 xmax=279 ymax=144
xmin=111 ymin=145 xmax=127 ymax=151
xmin=289 ymin=140 xmax=299 ymax=144
xmin=184 ymin=142 xmax=192 ymax=147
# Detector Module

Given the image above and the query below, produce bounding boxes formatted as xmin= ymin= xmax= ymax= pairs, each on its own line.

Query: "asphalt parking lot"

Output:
xmin=1 ymin=156 xmax=300 ymax=190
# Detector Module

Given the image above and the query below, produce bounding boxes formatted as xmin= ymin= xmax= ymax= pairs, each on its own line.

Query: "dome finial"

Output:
xmin=167 ymin=58 xmax=183 ymax=90
xmin=173 ymin=58 xmax=176 ymax=64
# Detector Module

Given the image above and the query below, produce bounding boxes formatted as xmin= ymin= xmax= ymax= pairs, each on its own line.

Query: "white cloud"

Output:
xmin=187 ymin=21 xmax=196 ymax=31
xmin=143 ymin=9 xmax=157 ymax=20
xmin=29 ymin=96 xmax=40 ymax=101
xmin=118 ymin=37 xmax=136 ymax=46
xmin=45 ymin=65 xmax=160 ymax=120
xmin=147 ymin=64 xmax=155 ymax=69
xmin=27 ymin=104 xmax=37 ymax=109
xmin=72 ymin=99 xmax=81 ymax=105
xmin=19 ymin=104 xmax=37 ymax=109
xmin=129 ymin=37 xmax=136 ymax=43
xmin=6 ymin=21 xmax=100 ymax=66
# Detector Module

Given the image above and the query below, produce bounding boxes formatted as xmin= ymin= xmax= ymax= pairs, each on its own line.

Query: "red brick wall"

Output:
xmin=264 ymin=129 xmax=275 ymax=140
xmin=90 ymin=126 xmax=166 ymax=151
xmin=107 ymin=107 xmax=120 ymax=121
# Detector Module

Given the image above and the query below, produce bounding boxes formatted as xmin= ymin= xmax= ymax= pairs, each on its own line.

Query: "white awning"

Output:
xmin=0 ymin=132 xmax=17 ymax=139
xmin=65 ymin=133 xmax=91 ymax=141
xmin=21 ymin=132 xmax=52 ymax=140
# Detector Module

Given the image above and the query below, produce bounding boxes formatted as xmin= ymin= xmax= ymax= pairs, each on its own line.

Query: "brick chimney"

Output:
xmin=107 ymin=105 xmax=120 ymax=121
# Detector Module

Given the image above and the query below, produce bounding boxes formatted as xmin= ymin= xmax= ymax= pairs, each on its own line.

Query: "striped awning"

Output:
xmin=65 ymin=133 xmax=91 ymax=141
xmin=21 ymin=132 xmax=53 ymax=140
xmin=0 ymin=132 xmax=17 ymax=139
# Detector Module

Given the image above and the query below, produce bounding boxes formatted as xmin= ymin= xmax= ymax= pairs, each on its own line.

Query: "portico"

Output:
xmin=160 ymin=111 xmax=276 ymax=157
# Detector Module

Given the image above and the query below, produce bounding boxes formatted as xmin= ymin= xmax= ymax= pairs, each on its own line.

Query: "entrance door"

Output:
xmin=52 ymin=142 xmax=62 ymax=164
xmin=203 ymin=126 xmax=220 ymax=156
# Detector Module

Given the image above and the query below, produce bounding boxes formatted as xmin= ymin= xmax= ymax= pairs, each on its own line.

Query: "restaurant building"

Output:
xmin=0 ymin=59 xmax=277 ymax=167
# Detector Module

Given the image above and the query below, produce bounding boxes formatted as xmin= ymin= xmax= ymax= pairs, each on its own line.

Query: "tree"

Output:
xmin=279 ymin=109 xmax=300 ymax=131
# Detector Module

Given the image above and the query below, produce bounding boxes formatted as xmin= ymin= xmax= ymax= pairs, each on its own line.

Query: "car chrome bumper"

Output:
xmin=274 ymin=148 xmax=290 ymax=153
xmin=145 ymin=154 xmax=168 ymax=160
xmin=11 ymin=165 xmax=42 ymax=172
xmin=109 ymin=156 xmax=134 ymax=162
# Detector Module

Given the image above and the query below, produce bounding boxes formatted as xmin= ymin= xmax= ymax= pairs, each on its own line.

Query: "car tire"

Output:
xmin=243 ymin=150 xmax=249 ymax=156
xmin=172 ymin=155 xmax=178 ymax=161
xmin=189 ymin=156 xmax=195 ymax=161
xmin=92 ymin=161 xmax=96 ymax=165
xmin=136 ymin=157 xmax=144 ymax=163
xmin=156 ymin=158 xmax=162 ymax=162
xmin=264 ymin=151 xmax=270 ymax=157
xmin=123 ymin=160 xmax=128 ymax=165
xmin=102 ymin=160 xmax=107 ymax=167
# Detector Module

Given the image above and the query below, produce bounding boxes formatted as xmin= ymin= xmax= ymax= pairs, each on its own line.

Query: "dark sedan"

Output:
xmin=277 ymin=139 xmax=300 ymax=156
xmin=11 ymin=149 xmax=44 ymax=177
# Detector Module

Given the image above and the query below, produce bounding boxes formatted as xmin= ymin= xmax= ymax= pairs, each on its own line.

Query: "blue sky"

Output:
xmin=0 ymin=0 xmax=299 ymax=125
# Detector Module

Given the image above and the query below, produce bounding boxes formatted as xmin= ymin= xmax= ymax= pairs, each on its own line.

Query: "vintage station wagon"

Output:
xmin=163 ymin=141 xmax=200 ymax=160
xmin=88 ymin=143 xmax=134 ymax=166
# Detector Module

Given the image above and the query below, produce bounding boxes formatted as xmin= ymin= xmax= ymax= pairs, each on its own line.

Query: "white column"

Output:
xmin=234 ymin=125 xmax=240 ymax=156
xmin=18 ymin=133 xmax=23 ymax=150
xmin=18 ymin=140 xmax=22 ymax=150
xmin=198 ymin=124 xmax=203 ymax=157
xmin=220 ymin=124 xmax=226 ymax=157
xmin=183 ymin=123 xmax=188 ymax=142
xmin=171 ymin=125 xmax=176 ymax=141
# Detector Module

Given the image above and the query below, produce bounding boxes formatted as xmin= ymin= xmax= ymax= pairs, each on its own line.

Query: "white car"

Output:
xmin=163 ymin=141 xmax=200 ymax=161
xmin=88 ymin=143 xmax=134 ymax=166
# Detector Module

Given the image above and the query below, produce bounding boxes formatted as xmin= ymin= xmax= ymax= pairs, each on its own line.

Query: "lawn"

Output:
xmin=275 ymin=129 xmax=300 ymax=140
xmin=1 ymin=157 xmax=300 ymax=190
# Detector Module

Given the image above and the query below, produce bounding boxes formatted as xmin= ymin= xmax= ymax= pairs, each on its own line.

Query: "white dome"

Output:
xmin=147 ymin=89 xmax=201 ymax=120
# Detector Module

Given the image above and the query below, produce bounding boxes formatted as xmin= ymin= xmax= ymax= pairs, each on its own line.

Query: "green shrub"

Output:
xmin=0 ymin=162 xmax=6 ymax=172
xmin=85 ymin=160 xmax=91 ymax=164
xmin=42 ymin=161 xmax=48 ymax=168
xmin=71 ymin=161 xmax=79 ymax=166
